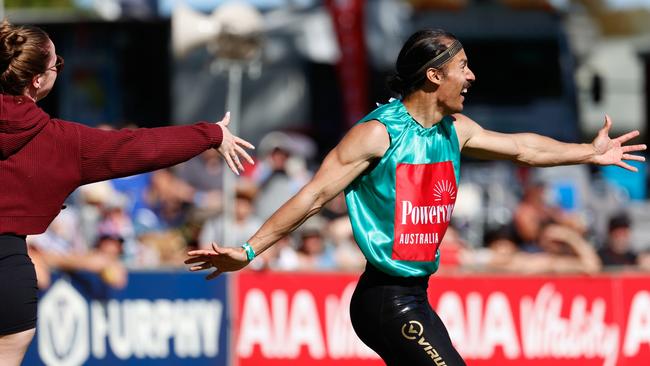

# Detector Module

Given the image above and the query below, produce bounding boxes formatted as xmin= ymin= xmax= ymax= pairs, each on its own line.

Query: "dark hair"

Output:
xmin=608 ymin=212 xmax=631 ymax=232
xmin=483 ymin=225 xmax=516 ymax=248
xmin=387 ymin=29 xmax=459 ymax=97
xmin=0 ymin=20 xmax=51 ymax=95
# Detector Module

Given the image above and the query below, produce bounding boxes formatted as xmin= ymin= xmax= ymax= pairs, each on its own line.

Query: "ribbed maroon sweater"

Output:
xmin=0 ymin=94 xmax=223 ymax=235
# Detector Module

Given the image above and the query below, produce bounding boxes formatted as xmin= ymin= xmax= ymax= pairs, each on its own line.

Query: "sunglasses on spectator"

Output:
xmin=48 ymin=55 xmax=64 ymax=74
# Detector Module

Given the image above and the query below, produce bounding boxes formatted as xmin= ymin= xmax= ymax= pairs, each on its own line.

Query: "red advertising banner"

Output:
xmin=427 ymin=276 xmax=650 ymax=366
xmin=235 ymin=273 xmax=650 ymax=366
xmin=234 ymin=272 xmax=381 ymax=366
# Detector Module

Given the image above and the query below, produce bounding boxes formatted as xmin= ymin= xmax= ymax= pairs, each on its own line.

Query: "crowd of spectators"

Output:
xmin=26 ymin=127 xmax=650 ymax=289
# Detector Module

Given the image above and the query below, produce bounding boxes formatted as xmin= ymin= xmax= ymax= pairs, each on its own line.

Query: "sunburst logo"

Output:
xmin=433 ymin=180 xmax=456 ymax=202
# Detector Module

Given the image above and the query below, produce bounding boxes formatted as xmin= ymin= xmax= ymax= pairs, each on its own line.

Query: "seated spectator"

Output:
xmin=253 ymin=236 xmax=300 ymax=271
xmin=467 ymin=223 xmax=601 ymax=274
xmin=318 ymin=192 xmax=365 ymax=271
xmin=294 ymin=215 xmax=337 ymax=271
xmin=198 ymin=184 xmax=262 ymax=248
xmin=175 ymin=149 xmax=225 ymax=192
xmin=529 ymin=223 xmax=601 ymax=274
xmin=146 ymin=169 xmax=196 ymax=229
xmin=327 ymin=213 xmax=365 ymax=272
xmin=28 ymin=209 xmax=85 ymax=255
xmin=77 ymin=181 xmax=139 ymax=264
xmin=93 ymin=234 xmax=128 ymax=286
xmin=253 ymin=132 xmax=312 ymax=220
xmin=110 ymin=172 xmax=154 ymax=228
xmin=513 ymin=180 xmax=585 ymax=249
xmin=598 ymin=212 xmax=638 ymax=267
xmin=136 ymin=230 xmax=188 ymax=268
xmin=637 ymin=250 xmax=650 ymax=271
xmin=95 ymin=234 xmax=124 ymax=258
xmin=174 ymin=149 xmax=229 ymax=220
xmin=27 ymin=211 xmax=127 ymax=289
xmin=461 ymin=225 xmax=520 ymax=273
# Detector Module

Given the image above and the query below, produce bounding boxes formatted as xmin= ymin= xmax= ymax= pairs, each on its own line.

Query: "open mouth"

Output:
xmin=460 ymin=83 xmax=471 ymax=97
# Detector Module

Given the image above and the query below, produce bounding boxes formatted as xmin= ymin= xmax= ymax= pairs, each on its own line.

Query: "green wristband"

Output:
xmin=242 ymin=242 xmax=255 ymax=262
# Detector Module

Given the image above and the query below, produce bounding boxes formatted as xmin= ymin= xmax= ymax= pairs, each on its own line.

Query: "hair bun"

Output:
xmin=6 ymin=32 xmax=26 ymax=51
xmin=0 ymin=20 xmax=52 ymax=95
xmin=0 ymin=23 xmax=25 ymax=64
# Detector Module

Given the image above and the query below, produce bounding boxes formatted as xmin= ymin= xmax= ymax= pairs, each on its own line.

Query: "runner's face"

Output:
xmin=436 ymin=49 xmax=474 ymax=114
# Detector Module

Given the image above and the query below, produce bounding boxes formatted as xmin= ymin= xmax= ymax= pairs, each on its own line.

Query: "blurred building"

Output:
xmin=7 ymin=0 xmax=649 ymax=146
xmin=5 ymin=0 xmax=650 ymax=245
xmin=567 ymin=0 xmax=650 ymax=141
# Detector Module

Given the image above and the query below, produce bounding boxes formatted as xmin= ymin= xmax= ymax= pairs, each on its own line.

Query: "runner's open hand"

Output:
xmin=591 ymin=115 xmax=646 ymax=171
xmin=185 ymin=243 xmax=249 ymax=280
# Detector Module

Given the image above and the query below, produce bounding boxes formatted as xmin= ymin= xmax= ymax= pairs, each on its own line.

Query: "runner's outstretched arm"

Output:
xmin=185 ymin=120 xmax=389 ymax=278
xmin=454 ymin=114 xmax=646 ymax=171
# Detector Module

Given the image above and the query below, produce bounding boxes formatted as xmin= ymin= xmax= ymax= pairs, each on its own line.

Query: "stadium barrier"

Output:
xmin=25 ymin=271 xmax=650 ymax=366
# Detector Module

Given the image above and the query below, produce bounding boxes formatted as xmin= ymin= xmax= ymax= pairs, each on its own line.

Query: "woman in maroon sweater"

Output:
xmin=0 ymin=21 xmax=253 ymax=364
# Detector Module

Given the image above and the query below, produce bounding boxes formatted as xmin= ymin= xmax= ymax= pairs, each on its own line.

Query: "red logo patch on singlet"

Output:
xmin=392 ymin=162 xmax=457 ymax=261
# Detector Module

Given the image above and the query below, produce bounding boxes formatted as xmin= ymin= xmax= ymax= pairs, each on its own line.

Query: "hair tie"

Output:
xmin=407 ymin=40 xmax=464 ymax=85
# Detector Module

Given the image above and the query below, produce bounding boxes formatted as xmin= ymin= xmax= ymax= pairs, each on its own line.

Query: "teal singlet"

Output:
xmin=344 ymin=99 xmax=461 ymax=277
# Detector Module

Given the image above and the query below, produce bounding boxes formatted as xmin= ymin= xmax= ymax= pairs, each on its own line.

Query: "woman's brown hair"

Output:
xmin=0 ymin=20 xmax=51 ymax=95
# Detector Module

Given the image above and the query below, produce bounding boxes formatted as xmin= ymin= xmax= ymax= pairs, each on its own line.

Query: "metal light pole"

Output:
xmin=208 ymin=5 xmax=264 ymax=247
xmin=172 ymin=1 xmax=264 ymax=247
xmin=218 ymin=62 xmax=244 ymax=247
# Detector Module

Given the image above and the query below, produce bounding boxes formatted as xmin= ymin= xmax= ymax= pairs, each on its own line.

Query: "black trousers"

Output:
xmin=350 ymin=262 xmax=466 ymax=366
xmin=0 ymin=234 xmax=37 ymax=335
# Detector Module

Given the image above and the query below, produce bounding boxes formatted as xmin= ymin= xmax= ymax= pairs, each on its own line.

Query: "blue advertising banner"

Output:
xmin=23 ymin=271 xmax=229 ymax=366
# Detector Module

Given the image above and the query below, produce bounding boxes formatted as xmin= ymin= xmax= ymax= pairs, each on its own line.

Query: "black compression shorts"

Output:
xmin=350 ymin=262 xmax=466 ymax=366
xmin=0 ymin=234 xmax=38 ymax=335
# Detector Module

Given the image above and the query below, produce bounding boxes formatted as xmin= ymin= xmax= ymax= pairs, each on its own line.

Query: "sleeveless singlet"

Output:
xmin=344 ymin=99 xmax=461 ymax=277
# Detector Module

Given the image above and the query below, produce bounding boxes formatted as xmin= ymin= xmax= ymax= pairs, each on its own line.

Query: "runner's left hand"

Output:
xmin=591 ymin=115 xmax=646 ymax=171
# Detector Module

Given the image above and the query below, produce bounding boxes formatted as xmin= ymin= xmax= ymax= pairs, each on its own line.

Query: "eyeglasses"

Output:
xmin=48 ymin=55 xmax=64 ymax=74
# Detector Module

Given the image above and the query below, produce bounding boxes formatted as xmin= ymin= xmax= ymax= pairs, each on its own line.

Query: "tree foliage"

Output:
xmin=6 ymin=0 xmax=75 ymax=8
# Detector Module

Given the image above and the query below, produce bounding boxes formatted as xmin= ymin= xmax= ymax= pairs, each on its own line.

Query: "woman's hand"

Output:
xmin=216 ymin=112 xmax=255 ymax=175
xmin=185 ymin=243 xmax=249 ymax=280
